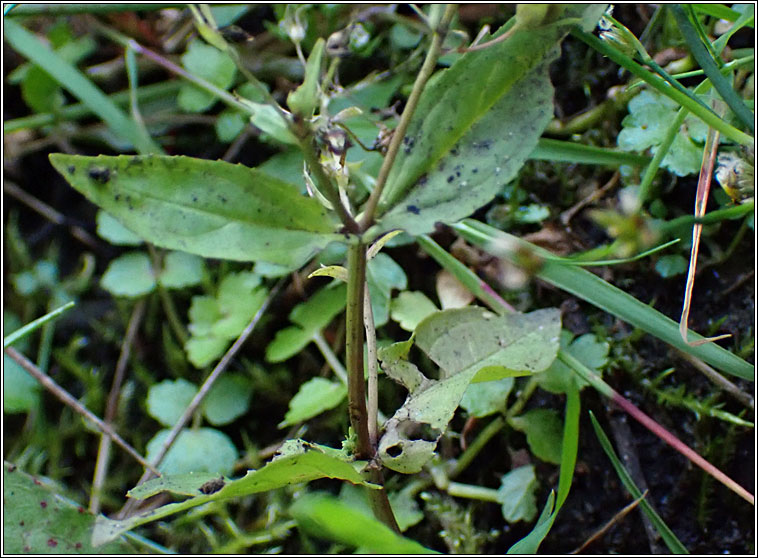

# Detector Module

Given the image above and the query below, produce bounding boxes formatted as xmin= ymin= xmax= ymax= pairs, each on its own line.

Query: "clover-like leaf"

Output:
xmin=509 ymin=408 xmax=564 ymax=464
xmin=279 ymin=377 xmax=347 ymax=428
xmin=266 ymin=283 xmax=347 ymax=362
xmin=498 ymin=464 xmax=538 ymax=523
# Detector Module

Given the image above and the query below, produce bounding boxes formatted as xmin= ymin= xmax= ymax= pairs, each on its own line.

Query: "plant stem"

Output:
xmin=358 ymin=4 xmax=457 ymax=229
xmin=344 ymin=241 xmax=399 ymax=532
xmin=345 ymin=241 xmax=371 ymax=458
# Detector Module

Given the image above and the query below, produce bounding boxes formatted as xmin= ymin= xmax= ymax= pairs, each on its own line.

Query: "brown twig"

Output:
xmin=4 ymin=180 xmax=103 ymax=252
xmin=4 ymin=346 xmax=160 ymax=476
xmin=90 ymin=300 xmax=146 ymax=513
xmin=570 ymin=491 xmax=649 ymax=554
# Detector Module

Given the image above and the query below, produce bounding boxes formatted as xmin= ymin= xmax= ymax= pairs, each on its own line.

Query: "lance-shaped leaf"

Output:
xmin=49 ymin=154 xmax=342 ymax=268
xmin=92 ymin=446 xmax=373 ymax=546
xmin=371 ymin=6 xmax=605 ymax=237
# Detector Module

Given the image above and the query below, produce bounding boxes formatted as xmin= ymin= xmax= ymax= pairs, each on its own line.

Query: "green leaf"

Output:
xmin=460 ymin=377 xmax=514 ymax=418
xmin=96 ymin=210 xmax=143 ymax=246
xmin=367 ymin=252 xmax=408 ymax=327
xmin=287 ymin=38 xmax=325 ymax=117
xmin=128 ymin=471 xmax=228 ymax=499
xmin=617 ymin=89 xmax=704 ymax=176
xmin=509 ymin=409 xmax=564 ymax=464
xmin=266 ymin=283 xmax=347 ymax=362
xmin=158 ymin=251 xmax=205 ymax=288
xmin=507 ymin=383 xmax=581 ymax=553
xmin=390 ymin=291 xmax=439 ymax=332
xmin=145 ymin=427 xmax=237 ymax=475
xmin=146 ymin=379 xmax=198 ymax=428
xmin=655 ymin=254 xmax=688 ymax=278
xmin=3 ymin=464 xmax=135 ymax=554
xmin=200 ymin=373 xmax=253 ymax=426
xmin=178 ymin=39 xmax=237 ymax=113
xmin=497 ymin=464 xmax=538 ymax=523
xmin=279 ymin=377 xmax=347 ymax=427
xmin=377 ymin=308 xmax=559 ymax=473
xmin=186 ymin=273 xmax=266 ymax=368
xmin=537 ymin=331 xmax=609 ymax=394
xmin=100 ymin=252 xmax=155 ymax=297
xmin=3 ymin=354 xmax=40 ymax=414
xmin=49 ymin=154 xmax=342 ymax=268
xmin=215 ymin=108 xmax=247 ymax=142
xmin=290 ymin=492 xmax=437 ymax=554
xmin=371 ymin=10 xmax=598 ymax=236
xmin=415 ymin=307 xmax=562 ymax=381
xmin=3 ymin=18 xmax=160 ymax=154
xmin=93 ymin=447 xmax=374 ymax=546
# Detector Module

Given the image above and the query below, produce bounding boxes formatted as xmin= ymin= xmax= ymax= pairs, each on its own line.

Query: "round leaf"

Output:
xmin=201 ymin=373 xmax=253 ymax=426
xmin=100 ymin=252 xmax=155 ymax=297
xmin=147 ymin=379 xmax=198 ymax=427
xmin=146 ymin=428 xmax=237 ymax=475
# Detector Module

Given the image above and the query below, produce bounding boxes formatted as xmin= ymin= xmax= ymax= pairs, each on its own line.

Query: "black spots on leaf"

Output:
xmin=417 ymin=173 xmax=428 ymax=186
xmin=218 ymin=194 xmax=228 ymax=203
xmin=192 ymin=195 xmax=199 ymax=203
xmin=402 ymin=135 xmax=416 ymax=155
xmin=199 ymin=476 xmax=225 ymax=495
xmin=450 ymin=147 xmax=459 ymax=157
xmin=67 ymin=165 xmax=76 ymax=175
xmin=472 ymin=140 xmax=493 ymax=151
xmin=472 ymin=168 xmax=478 ymax=174
xmin=88 ymin=167 xmax=111 ymax=185
xmin=453 ymin=164 xmax=463 ymax=178
xmin=406 ymin=204 xmax=420 ymax=215
xmin=113 ymin=194 xmax=121 ymax=202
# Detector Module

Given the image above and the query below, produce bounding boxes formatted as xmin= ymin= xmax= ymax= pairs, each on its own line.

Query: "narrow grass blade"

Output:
xmin=671 ymin=6 xmax=754 ymax=132
xmin=530 ymin=138 xmax=650 ymax=167
xmin=572 ymin=28 xmax=753 ymax=146
xmin=507 ymin=383 xmax=580 ymax=553
xmin=3 ymin=18 xmax=161 ymax=154
xmin=589 ymin=412 xmax=689 ymax=554
xmin=454 ymin=219 xmax=754 ymax=382
xmin=4 ymin=302 xmax=75 ymax=348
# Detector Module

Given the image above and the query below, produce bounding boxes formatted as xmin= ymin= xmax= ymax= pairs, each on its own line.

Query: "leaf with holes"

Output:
xmin=377 ymin=308 xmax=560 ymax=473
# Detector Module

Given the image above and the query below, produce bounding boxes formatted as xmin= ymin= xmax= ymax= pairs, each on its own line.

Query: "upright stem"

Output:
xmin=345 ymin=240 xmax=399 ymax=532
xmin=358 ymin=4 xmax=457 ymax=228
xmin=345 ymin=241 xmax=371 ymax=458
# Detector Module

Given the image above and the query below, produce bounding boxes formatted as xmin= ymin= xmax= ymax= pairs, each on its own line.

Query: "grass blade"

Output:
xmin=454 ymin=219 xmax=754 ymax=381
xmin=3 ymin=18 xmax=161 ymax=154
xmin=588 ymin=411 xmax=689 ymax=554
xmin=4 ymin=302 xmax=75 ymax=348
xmin=671 ymin=6 xmax=754 ymax=132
